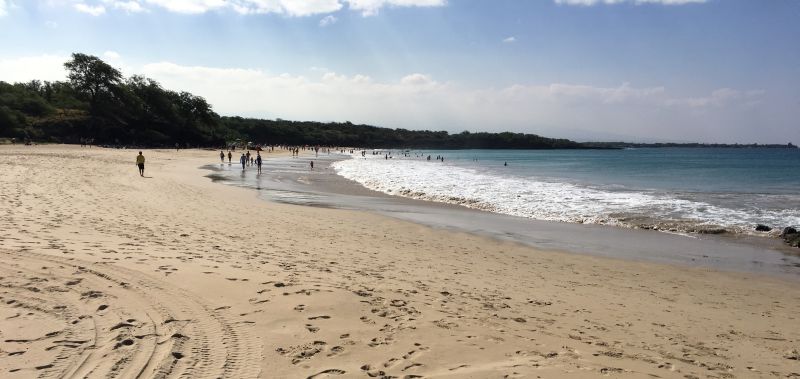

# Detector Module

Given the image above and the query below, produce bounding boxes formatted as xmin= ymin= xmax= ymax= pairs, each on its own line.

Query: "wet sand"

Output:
xmin=1 ymin=145 xmax=799 ymax=379
xmin=206 ymin=154 xmax=800 ymax=279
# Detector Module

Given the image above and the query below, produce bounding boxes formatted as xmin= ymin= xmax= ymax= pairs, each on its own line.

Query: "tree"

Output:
xmin=64 ymin=53 xmax=122 ymax=114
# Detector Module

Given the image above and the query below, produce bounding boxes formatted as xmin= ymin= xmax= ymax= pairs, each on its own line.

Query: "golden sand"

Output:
xmin=1 ymin=145 xmax=798 ymax=378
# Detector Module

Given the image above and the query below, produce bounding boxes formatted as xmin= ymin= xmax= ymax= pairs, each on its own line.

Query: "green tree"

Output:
xmin=64 ymin=53 xmax=122 ymax=114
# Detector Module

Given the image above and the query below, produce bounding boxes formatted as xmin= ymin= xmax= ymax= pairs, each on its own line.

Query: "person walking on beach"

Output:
xmin=246 ymin=151 xmax=251 ymax=165
xmin=310 ymin=160 xmax=314 ymax=170
xmin=240 ymin=153 xmax=247 ymax=170
xmin=227 ymin=151 xmax=232 ymax=164
xmin=220 ymin=150 xmax=225 ymax=163
xmin=256 ymin=153 xmax=262 ymax=174
xmin=136 ymin=151 xmax=145 ymax=177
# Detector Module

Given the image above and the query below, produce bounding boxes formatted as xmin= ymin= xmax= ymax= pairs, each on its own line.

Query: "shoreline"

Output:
xmin=204 ymin=153 xmax=800 ymax=280
xmin=2 ymin=145 xmax=800 ymax=379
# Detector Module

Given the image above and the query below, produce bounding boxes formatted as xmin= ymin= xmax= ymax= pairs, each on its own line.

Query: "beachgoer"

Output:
xmin=228 ymin=151 xmax=232 ymax=164
xmin=310 ymin=160 xmax=314 ymax=170
xmin=240 ymin=153 xmax=247 ymax=170
xmin=246 ymin=151 xmax=251 ymax=165
xmin=136 ymin=151 xmax=145 ymax=177
xmin=504 ymin=161 xmax=508 ymax=166
xmin=220 ymin=151 xmax=225 ymax=163
xmin=256 ymin=153 xmax=262 ymax=173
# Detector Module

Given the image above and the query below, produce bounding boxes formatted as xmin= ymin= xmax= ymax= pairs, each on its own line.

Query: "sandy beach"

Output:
xmin=1 ymin=144 xmax=799 ymax=379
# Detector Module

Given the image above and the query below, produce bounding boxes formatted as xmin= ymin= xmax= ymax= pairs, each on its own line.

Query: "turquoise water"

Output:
xmin=334 ymin=148 xmax=800 ymax=234
xmin=418 ymin=148 xmax=800 ymax=194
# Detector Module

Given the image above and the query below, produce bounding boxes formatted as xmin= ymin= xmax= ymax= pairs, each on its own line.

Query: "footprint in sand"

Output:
xmin=360 ymin=365 xmax=386 ymax=378
xmin=306 ymin=369 xmax=345 ymax=378
xmin=327 ymin=346 xmax=344 ymax=357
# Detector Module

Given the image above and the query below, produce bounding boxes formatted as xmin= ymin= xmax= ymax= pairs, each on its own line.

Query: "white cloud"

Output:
xmin=139 ymin=0 xmax=225 ymax=14
xmin=103 ymin=50 xmax=121 ymax=60
xmin=64 ymin=0 xmax=443 ymax=16
xmin=105 ymin=0 xmax=147 ymax=12
xmin=280 ymin=0 xmax=342 ymax=16
xmin=0 ymin=0 xmax=8 ymax=17
xmin=319 ymin=14 xmax=337 ymax=26
xmin=86 ymin=0 xmax=345 ymax=16
xmin=502 ymin=36 xmax=516 ymax=43
xmin=346 ymin=0 xmax=446 ymax=16
xmin=400 ymin=73 xmax=434 ymax=86
xmin=664 ymin=88 xmax=766 ymax=108
xmin=74 ymin=2 xmax=106 ymax=15
xmin=555 ymin=0 xmax=706 ymax=5
xmin=0 ymin=55 xmax=69 ymax=83
xmin=45 ymin=20 xmax=59 ymax=28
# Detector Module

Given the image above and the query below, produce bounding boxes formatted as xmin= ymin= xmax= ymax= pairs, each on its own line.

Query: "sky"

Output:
xmin=1 ymin=0 xmax=799 ymax=143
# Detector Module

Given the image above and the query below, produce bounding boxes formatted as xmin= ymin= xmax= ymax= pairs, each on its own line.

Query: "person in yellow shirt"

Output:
xmin=136 ymin=151 xmax=145 ymax=177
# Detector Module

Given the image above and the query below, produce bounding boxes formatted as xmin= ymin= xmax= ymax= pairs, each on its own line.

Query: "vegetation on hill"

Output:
xmin=0 ymin=53 xmax=584 ymax=149
xmin=1 ymin=53 xmax=223 ymax=145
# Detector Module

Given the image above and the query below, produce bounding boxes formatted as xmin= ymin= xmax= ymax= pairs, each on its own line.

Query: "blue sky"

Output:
xmin=1 ymin=0 xmax=799 ymax=143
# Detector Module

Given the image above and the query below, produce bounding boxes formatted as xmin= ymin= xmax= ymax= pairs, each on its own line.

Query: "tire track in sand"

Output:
xmin=0 ymin=249 xmax=262 ymax=379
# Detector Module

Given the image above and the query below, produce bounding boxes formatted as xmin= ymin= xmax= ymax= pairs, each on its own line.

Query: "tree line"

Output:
xmin=0 ymin=52 xmax=587 ymax=149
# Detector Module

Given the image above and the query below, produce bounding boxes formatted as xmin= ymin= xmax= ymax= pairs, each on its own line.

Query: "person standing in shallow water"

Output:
xmin=240 ymin=153 xmax=247 ymax=170
xmin=136 ymin=151 xmax=145 ymax=177
xmin=219 ymin=150 xmax=225 ymax=163
xmin=227 ymin=151 xmax=232 ymax=164
xmin=256 ymin=153 xmax=262 ymax=174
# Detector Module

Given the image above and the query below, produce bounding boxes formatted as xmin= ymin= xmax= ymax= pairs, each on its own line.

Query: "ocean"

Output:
xmin=332 ymin=148 xmax=800 ymax=236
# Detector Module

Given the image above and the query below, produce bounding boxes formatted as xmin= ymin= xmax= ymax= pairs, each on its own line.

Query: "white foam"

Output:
xmin=333 ymin=155 xmax=800 ymax=233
